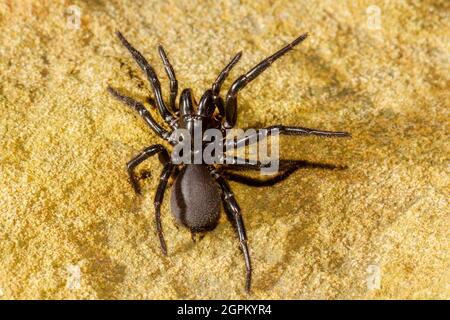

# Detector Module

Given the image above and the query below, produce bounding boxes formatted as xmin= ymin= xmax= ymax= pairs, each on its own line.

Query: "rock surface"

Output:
xmin=0 ymin=0 xmax=448 ymax=299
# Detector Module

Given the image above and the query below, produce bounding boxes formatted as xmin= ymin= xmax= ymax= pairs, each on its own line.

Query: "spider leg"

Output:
xmin=222 ymin=160 xmax=344 ymax=187
xmin=224 ymin=125 xmax=351 ymax=149
xmin=210 ymin=169 xmax=252 ymax=293
xmin=126 ymin=144 xmax=170 ymax=195
xmin=224 ymin=33 xmax=308 ymax=128
xmin=107 ymin=86 xmax=173 ymax=142
xmin=158 ymin=45 xmax=178 ymax=113
xmin=154 ymin=162 xmax=175 ymax=255
xmin=212 ymin=52 xmax=243 ymax=118
xmin=116 ymin=31 xmax=176 ymax=127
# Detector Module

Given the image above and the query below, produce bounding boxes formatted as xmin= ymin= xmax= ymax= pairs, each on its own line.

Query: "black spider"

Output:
xmin=107 ymin=31 xmax=350 ymax=293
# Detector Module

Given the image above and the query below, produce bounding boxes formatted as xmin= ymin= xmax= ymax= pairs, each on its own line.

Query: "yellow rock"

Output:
xmin=0 ymin=0 xmax=448 ymax=299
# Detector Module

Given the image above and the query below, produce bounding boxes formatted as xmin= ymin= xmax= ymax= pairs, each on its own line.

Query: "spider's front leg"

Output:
xmin=115 ymin=31 xmax=177 ymax=127
xmin=158 ymin=45 xmax=178 ymax=113
xmin=126 ymin=144 xmax=170 ymax=195
xmin=107 ymin=86 xmax=173 ymax=142
xmin=211 ymin=52 xmax=242 ymax=119
xmin=209 ymin=169 xmax=252 ymax=293
xmin=224 ymin=33 xmax=309 ymax=128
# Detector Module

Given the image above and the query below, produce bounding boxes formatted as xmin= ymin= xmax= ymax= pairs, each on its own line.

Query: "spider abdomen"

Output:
xmin=170 ymin=165 xmax=221 ymax=233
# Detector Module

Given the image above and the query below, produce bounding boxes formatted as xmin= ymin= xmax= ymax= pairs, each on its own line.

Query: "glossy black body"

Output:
xmin=170 ymin=165 xmax=221 ymax=232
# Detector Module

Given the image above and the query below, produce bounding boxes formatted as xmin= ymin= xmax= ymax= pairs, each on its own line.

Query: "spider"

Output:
xmin=107 ymin=31 xmax=350 ymax=293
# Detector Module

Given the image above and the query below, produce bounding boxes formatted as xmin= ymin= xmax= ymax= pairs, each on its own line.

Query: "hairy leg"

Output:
xmin=116 ymin=31 xmax=176 ymax=126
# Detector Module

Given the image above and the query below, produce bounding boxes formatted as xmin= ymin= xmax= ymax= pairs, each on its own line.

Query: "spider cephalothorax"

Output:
xmin=107 ymin=31 xmax=350 ymax=293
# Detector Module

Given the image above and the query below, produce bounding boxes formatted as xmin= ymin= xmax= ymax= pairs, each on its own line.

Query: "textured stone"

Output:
xmin=0 ymin=0 xmax=448 ymax=299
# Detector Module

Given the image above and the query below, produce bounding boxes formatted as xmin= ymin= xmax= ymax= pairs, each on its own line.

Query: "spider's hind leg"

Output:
xmin=154 ymin=163 xmax=175 ymax=255
xmin=210 ymin=169 xmax=252 ymax=293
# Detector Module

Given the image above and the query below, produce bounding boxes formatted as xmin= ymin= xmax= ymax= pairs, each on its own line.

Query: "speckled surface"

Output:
xmin=0 ymin=0 xmax=448 ymax=299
